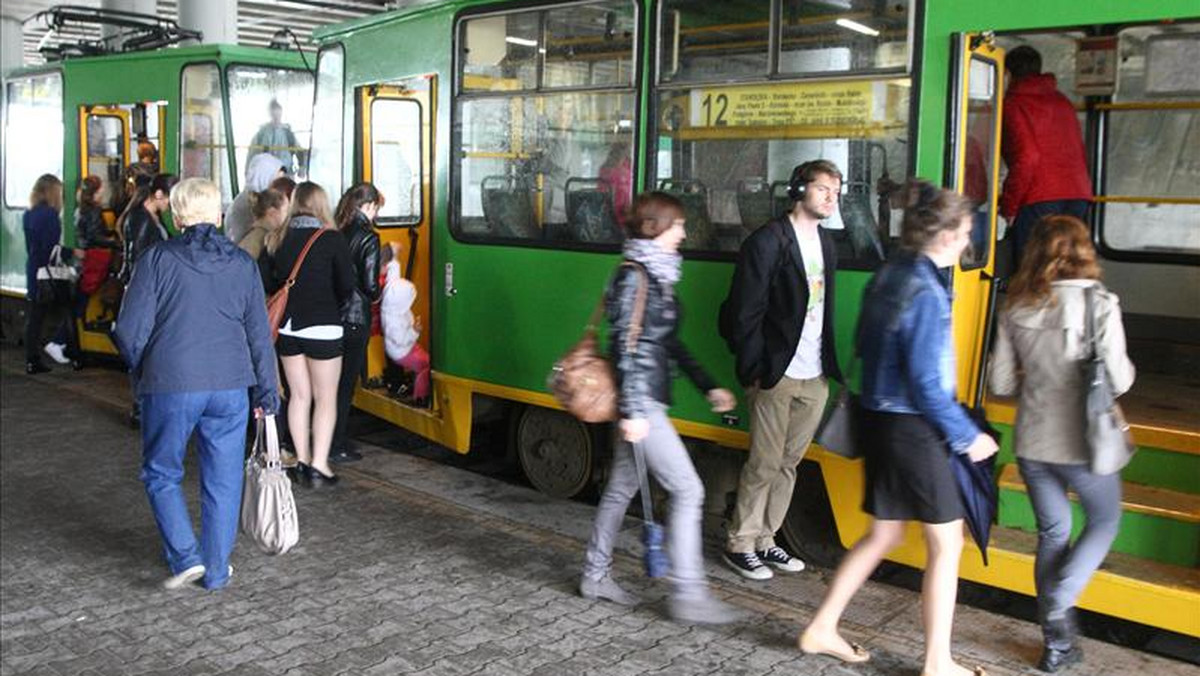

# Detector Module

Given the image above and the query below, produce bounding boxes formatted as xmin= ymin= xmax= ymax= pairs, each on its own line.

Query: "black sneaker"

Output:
xmin=757 ymin=546 xmax=805 ymax=572
xmin=722 ymin=550 xmax=773 ymax=580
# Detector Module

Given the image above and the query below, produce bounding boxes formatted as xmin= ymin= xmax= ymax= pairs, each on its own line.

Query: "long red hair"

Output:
xmin=1006 ymin=215 xmax=1101 ymax=308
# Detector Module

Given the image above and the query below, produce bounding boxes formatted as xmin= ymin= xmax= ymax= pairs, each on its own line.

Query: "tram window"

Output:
xmin=777 ymin=0 xmax=910 ymax=75
xmin=960 ymin=56 xmax=998 ymax=271
xmin=309 ymin=45 xmax=345 ymax=199
xmin=543 ymin=3 xmax=636 ymax=88
xmin=83 ymin=115 xmax=126 ymax=210
xmin=1098 ymin=24 xmax=1200 ymax=257
xmin=370 ymin=99 xmax=422 ymax=224
xmin=3 ymin=73 xmax=63 ymax=209
xmin=228 ymin=66 xmax=314 ymax=183
xmin=454 ymin=1 xmax=638 ymax=246
xmin=653 ymin=78 xmax=910 ymax=265
xmin=659 ymin=0 xmax=770 ymax=84
xmin=180 ymin=63 xmax=233 ymax=204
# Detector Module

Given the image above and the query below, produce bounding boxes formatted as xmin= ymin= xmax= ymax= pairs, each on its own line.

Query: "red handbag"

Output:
xmin=79 ymin=248 xmax=113 ymax=295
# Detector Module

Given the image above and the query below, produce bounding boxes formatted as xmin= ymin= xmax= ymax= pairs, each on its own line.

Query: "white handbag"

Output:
xmin=240 ymin=414 xmax=299 ymax=554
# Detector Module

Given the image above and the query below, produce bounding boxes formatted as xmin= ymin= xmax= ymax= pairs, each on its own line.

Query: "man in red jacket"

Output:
xmin=1000 ymin=46 xmax=1093 ymax=266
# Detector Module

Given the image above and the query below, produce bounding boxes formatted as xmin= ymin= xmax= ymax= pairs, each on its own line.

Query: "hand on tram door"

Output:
xmin=706 ymin=388 xmax=736 ymax=413
xmin=965 ymin=432 xmax=999 ymax=462
xmin=620 ymin=418 xmax=650 ymax=443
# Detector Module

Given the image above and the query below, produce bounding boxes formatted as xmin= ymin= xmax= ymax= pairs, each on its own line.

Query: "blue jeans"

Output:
xmin=1018 ymin=458 xmax=1121 ymax=644
xmin=141 ymin=388 xmax=248 ymax=590
xmin=1012 ymin=200 xmax=1089 ymax=268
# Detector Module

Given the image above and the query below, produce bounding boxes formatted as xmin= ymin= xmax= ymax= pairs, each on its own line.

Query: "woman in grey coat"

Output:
xmin=988 ymin=215 xmax=1135 ymax=673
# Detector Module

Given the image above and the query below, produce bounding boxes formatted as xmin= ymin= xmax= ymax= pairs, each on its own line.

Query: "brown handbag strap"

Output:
xmin=284 ymin=229 xmax=326 ymax=287
xmin=583 ymin=261 xmax=648 ymax=353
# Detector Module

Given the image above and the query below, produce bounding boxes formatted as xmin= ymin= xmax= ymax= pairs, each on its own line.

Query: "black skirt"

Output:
xmin=862 ymin=409 xmax=964 ymax=524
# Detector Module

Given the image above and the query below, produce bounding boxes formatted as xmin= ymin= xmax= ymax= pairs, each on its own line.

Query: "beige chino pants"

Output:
xmin=726 ymin=375 xmax=828 ymax=553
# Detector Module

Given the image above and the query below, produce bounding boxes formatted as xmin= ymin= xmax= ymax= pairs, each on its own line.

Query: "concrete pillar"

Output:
xmin=100 ymin=0 xmax=157 ymax=48
xmin=178 ymin=0 xmax=237 ymax=45
xmin=1 ymin=14 xmax=23 ymax=77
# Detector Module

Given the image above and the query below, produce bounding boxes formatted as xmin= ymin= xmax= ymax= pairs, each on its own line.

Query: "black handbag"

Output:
xmin=340 ymin=287 xmax=368 ymax=327
xmin=1083 ymin=286 xmax=1135 ymax=475
xmin=815 ymin=386 xmax=864 ymax=459
xmin=35 ymin=245 xmax=75 ymax=306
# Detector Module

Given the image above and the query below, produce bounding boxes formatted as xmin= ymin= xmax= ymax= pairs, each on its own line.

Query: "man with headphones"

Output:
xmin=718 ymin=159 xmax=844 ymax=580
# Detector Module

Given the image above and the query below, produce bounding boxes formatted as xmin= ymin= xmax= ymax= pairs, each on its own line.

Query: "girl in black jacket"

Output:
xmin=270 ymin=182 xmax=355 ymax=486
xmin=329 ymin=183 xmax=383 ymax=463
xmin=580 ymin=192 xmax=740 ymax=624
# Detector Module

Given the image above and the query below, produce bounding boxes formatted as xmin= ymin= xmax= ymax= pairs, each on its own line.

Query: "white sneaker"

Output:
xmin=723 ymin=550 xmax=774 ymax=580
xmin=43 ymin=342 xmax=69 ymax=365
xmin=758 ymin=546 xmax=805 ymax=573
xmin=162 ymin=564 xmax=205 ymax=590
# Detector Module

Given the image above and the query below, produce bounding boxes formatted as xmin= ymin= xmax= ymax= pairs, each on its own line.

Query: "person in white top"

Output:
xmin=718 ymin=160 xmax=844 ymax=581
xmin=380 ymin=242 xmax=430 ymax=402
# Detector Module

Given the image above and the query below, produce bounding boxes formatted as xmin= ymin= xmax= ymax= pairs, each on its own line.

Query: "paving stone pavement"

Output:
xmin=2 ymin=351 xmax=1196 ymax=676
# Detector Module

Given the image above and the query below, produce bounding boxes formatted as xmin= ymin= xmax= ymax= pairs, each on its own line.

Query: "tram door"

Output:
xmin=357 ymin=77 xmax=435 ymax=397
xmin=948 ymin=34 xmax=1005 ymax=406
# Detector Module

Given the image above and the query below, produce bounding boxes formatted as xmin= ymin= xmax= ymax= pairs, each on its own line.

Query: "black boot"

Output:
xmin=1038 ymin=612 xmax=1083 ymax=672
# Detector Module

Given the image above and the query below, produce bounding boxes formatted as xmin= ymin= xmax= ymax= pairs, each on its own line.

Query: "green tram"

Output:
xmin=309 ymin=0 xmax=1199 ymax=636
xmin=1 ymin=42 xmax=314 ymax=351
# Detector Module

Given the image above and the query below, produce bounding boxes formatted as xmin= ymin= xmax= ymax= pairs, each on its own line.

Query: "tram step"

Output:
xmin=997 ymin=463 xmax=1200 ymax=567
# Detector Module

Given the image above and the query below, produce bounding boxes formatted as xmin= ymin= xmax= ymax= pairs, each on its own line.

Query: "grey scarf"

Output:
xmin=623 ymin=238 xmax=682 ymax=288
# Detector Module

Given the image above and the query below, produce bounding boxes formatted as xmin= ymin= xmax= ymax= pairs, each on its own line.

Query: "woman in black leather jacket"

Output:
xmin=580 ymin=192 xmax=740 ymax=625
xmin=118 ymin=173 xmax=178 ymax=285
xmin=330 ymin=182 xmax=382 ymax=463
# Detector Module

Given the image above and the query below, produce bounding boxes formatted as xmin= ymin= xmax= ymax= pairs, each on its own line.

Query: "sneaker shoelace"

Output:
xmin=762 ymin=547 xmax=790 ymax=563
xmin=742 ymin=552 xmax=766 ymax=568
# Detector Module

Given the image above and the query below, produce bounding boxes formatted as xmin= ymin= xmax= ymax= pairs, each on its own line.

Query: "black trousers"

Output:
xmin=333 ymin=322 xmax=369 ymax=453
xmin=24 ymin=299 xmax=47 ymax=364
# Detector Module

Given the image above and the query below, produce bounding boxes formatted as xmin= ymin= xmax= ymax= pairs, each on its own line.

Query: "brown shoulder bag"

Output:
xmin=549 ymin=263 xmax=648 ymax=423
xmin=266 ymin=229 xmax=325 ymax=342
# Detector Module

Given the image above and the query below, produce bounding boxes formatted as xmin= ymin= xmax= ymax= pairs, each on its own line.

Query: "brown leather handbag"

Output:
xmin=550 ymin=263 xmax=647 ymax=423
xmin=266 ymin=229 xmax=325 ymax=342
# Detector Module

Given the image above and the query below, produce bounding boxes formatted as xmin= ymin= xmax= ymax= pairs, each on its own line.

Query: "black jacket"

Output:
xmin=75 ymin=206 xmax=118 ymax=250
xmin=607 ymin=262 xmax=717 ymax=420
xmin=269 ymin=221 xmax=355 ymax=330
xmin=120 ymin=206 xmax=167 ymax=283
xmin=342 ymin=212 xmax=381 ymax=326
xmin=720 ymin=216 xmax=842 ymax=389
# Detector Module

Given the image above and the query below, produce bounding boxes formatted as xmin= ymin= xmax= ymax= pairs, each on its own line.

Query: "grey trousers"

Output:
xmin=582 ymin=405 xmax=707 ymax=601
xmin=1018 ymin=457 xmax=1122 ymax=641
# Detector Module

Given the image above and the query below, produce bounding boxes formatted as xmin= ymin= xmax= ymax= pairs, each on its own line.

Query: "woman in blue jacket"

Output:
xmin=23 ymin=174 xmax=65 ymax=374
xmin=799 ymin=180 xmax=998 ymax=676
xmin=114 ymin=178 xmax=278 ymax=591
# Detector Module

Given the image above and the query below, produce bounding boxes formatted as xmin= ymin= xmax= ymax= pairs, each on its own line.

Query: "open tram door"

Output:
xmin=356 ymin=76 xmax=435 ymax=410
xmin=948 ymin=33 xmax=1004 ymax=410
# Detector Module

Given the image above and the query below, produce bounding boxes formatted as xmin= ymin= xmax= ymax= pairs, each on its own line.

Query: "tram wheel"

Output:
xmin=515 ymin=406 xmax=593 ymax=499
xmin=778 ymin=461 xmax=846 ymax=570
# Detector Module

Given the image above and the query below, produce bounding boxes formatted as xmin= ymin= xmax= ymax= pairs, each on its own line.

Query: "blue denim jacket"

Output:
xmin=856 ymin=252 xmax=979 ymax=453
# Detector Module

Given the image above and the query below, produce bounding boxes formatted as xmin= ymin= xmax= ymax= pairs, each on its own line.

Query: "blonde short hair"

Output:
xmin=169 ymin=177 xmax=221 ymax=227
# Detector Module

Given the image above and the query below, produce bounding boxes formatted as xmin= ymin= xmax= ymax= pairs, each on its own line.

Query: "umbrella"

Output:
xmin=632 ymin=442 xmax=669 ymax=578
xmin=952 ymin=406 xmax=1000 ymax=565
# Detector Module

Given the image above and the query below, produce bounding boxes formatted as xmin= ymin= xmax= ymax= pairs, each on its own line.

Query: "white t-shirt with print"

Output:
xmin=784 ymin=227 xmax=825 ymax=379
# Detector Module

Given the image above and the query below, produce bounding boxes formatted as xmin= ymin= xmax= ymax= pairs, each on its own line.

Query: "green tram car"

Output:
xmin=1 ymin=43 xmax=314 ymax=352
xmin=309 ymin=0 xmax=1199 ymax=636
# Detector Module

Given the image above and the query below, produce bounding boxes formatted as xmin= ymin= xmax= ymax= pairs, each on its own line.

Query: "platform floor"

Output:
xmin=1 ymin=350 xmax=1195 ymax=676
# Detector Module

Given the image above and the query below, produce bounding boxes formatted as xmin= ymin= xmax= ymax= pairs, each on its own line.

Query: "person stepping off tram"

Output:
xmin=717 ymin=160 xmax=844 ymax=580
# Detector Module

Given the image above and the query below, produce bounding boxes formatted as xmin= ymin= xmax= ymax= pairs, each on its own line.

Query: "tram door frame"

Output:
xmin=355 ymin=76 xmax=436 ymax=392
xmin=947 ymin=33 xmax=1006 ymax=408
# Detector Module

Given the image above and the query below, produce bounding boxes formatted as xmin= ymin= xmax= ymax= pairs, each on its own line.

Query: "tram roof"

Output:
xmin=5 ymin=42 xmax=308 ymax=79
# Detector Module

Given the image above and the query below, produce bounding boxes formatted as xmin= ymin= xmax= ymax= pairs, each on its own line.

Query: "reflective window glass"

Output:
xmin=960 ymin=56 xmax=997 ymax=270
xmin=4 ymin=73 xmax=64 ymax=208
xmin=309 ymin=46 xmax=345 ymax=199
xmin=543 ymin=3 xmax=636 ymax=87
xmin=461 ymin=12 xmax=540 ymax=92
xmin=227 ymin=66 xmax=315 ymax=182
xmin=370 ymin=98 xmax=422 ymax=224
xmin=654 ymin=77 xmax=909 ymax=264
xmin=777 ymin=0 xmax=909 ymax=75
xmin=84 ymin=115 xmax=126 ymax=210
xmin=180 ymin=63 xmax=233 ymax=204
xmin=659 ymin=0 xmax=769 ymax=84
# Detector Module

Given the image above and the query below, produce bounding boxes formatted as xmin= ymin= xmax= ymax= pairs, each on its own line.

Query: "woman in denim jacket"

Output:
xmin=988 ymin=216 xmax=1134 ymax=672
xmin=800 ymin=180 xmax=998 ymax=676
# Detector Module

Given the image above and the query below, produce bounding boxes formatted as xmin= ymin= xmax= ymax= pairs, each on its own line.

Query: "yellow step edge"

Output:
xmin=984 ymin=396 xmax=1200 ymax=456
xmin=998 ymin=463 xmax=1200 ymax=523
